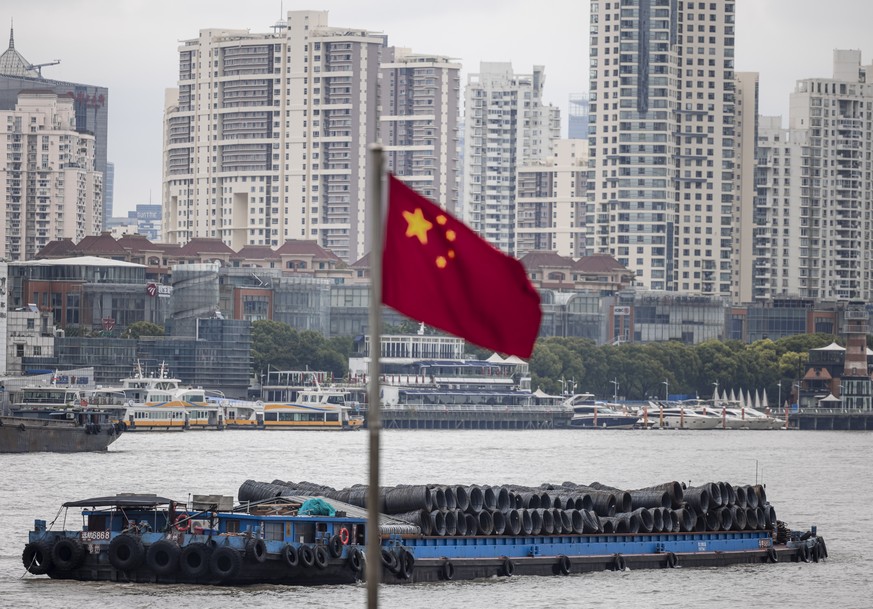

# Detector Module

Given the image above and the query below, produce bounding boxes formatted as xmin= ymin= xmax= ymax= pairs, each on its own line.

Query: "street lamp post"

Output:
xmin=610 ymin=378 xmax=619 ymax=403
xmin=662 ymin=379 xmax=669 ymax=402
xmin=712 ymin=380 xmax=719 ymax=406
xmin=777 ymin=381 xmax=782 ymax=410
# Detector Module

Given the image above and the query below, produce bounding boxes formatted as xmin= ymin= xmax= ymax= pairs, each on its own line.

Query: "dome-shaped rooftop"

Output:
xmin=0 ymin=24 xmax=41 ymax=78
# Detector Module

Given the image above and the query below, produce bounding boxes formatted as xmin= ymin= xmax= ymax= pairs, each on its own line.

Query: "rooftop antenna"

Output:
xmin=8 ymin=20 xmax=60 ymax=78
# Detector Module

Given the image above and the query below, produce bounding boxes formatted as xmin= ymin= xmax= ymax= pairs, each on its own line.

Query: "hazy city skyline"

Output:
xmin=7 ymin=0 xmax=873 ymax=217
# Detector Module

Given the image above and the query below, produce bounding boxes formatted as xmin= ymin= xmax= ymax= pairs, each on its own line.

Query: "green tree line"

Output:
xmin=251 ymin=320 xmax=353 ymax=380
xmin=528 ymin=334 xmax=838 ymax=404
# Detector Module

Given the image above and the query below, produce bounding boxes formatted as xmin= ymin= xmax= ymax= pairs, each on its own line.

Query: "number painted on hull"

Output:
xmin=81 ymin=530 xmax=110 ymax=541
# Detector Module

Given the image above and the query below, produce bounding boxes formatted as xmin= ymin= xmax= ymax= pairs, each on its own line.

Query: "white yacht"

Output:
xmin=644 ymin=401 xmax=722 ymax=430
xmin=565 ymin=394 xmax=641 ymax=429
xmin=719 ymin=406 xmax=785 ymax=430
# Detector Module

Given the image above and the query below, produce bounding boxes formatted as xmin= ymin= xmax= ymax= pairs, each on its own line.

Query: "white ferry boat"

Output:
xmin=217 ymin=371 xmax=364 ymax=431
xmin=98 ymin=363 xmax=224 ymax=431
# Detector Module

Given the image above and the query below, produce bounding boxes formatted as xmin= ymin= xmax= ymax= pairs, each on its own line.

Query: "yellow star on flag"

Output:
xmin=403 ymin=208 xmax=432 ymax=245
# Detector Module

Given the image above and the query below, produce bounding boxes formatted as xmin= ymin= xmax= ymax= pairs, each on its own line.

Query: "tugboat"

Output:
xmin=21 ymin=478 xmax=827 ymax=585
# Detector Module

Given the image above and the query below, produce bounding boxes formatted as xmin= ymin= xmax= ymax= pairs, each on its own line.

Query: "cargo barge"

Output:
xmin=22 ymin=479 xmax=826 ymax=586
xmin=0 ymin=412 xmax=124 ymax=453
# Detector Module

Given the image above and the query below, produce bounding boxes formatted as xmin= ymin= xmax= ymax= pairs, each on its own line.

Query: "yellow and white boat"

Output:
xmin=219 ymin=371 xmax=364 ymax=430
xmin=103 ymin=363 xmax=225 ymax=431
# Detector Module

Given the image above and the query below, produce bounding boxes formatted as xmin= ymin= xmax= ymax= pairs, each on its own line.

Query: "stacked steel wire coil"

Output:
xmin=238 ymin=479 xmax=777 ymax=538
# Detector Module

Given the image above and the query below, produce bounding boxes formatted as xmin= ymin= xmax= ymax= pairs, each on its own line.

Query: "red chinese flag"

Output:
xmin=382 ymin=175 xmax=541 ymax=358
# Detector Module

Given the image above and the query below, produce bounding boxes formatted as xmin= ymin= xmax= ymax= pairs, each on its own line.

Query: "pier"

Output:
xmin=790 ymin=409 xmax=873 ymax=431
xmin=380 ymin=405 xmax=572 ymax=430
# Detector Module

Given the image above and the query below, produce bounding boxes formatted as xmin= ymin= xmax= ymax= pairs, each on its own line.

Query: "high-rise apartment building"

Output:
xmin=750 ymin=116 xmax=802 ymax=302
xmin=0 ymin=92 xmax=102 ymax=261
xmin=163 ymin=11 xmax=383 ymax=263
xmin=587 ymin=0 xmax=738 ymax=295
xmin=104 ymin=161 xmax=114 ymax=219
xmin=0 ymin=27 xmax=110 ymax=229
xmin=380 ymin=48 xmax=460 ymax=214
xmin=750 ymin=51 xmax=873 ymax=303
xmin=516 ymin=139 xmax=588 ymax=258
xmin=463 ymin=62 xmax=560 ymax=255
xmin=784 ymin=50 xmax=873 ymax=301
xmin=731 ymin=71 xmax=759 ymax=304
xmin=568 ymin=93 xmax=590 ymax=140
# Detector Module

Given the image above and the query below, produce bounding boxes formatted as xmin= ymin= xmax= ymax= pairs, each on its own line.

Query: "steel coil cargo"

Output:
xmin=629 ymin=490 xmax=671 ymax=510
xmin=466 ymin=485 xmax=484 ymax=513
xmin=383 ymin=486 xmax=433 ymax=514
xmin=237 ymin=477 xmax=778 ymax=541
xmin=682 ymin=486 xmax=711 ymax=514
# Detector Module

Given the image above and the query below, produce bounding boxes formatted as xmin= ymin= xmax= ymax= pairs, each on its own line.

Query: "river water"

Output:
xmin=1 ymin=429 xmax=870 ymax=608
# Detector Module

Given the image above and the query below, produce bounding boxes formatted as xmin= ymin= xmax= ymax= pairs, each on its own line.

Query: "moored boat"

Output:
xmin=0 ymin=412 xmax=124 ymax=453
xmin=214 ymin=385 xmax=364 ymax=431
xmin=1 ymin=384 xmax=126 ymax=453
xmin=96 ymin=363 xmax=225 ymax=431
xmin=645 ymin=401 xmax=722 ymax=430
xmin=21 ymin=478 xmax=827 ymax=586
xmin=565 ymin=394 xmax=641 ymax=429
xmin=719 ymin=406 xmax=785 ymax=430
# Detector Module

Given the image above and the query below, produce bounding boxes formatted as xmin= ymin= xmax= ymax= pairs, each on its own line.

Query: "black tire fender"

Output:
xmin=299 ymin=544 xmax=315 ymax=568
xmin=22 ymin=541 xmax=54 ymax=575
xmin=381 ymin=548 xmax=398 ymax=573
xmin=108 ymin=534 xmax=145 ymax=571
xmin=442 ymin=558 xmax=455 ymax=580
xmin=665 ymin=551 xmax=678 ymax=568
xmin=502 ymin=556 xmax=515 ymax=577
xmin=245 ymin=538 xmax=267 ymax=563
xmin=146 ymin=540 xmax=181 ymax=576
xmin=51 ymin=537 xmax=85 ymax=571
xmin=282 ymin=544 xmax=299 ymax=568
xmin=314 ymin=545 xmax=329 ymax=569
xmin=328 ymin=534 xmax=343 ymax=558
xmin=557 ymin=554 xmax=571 ymax=575
xmin=613 ymin=553 xmax=626 ymax=571
xmin=348 ymin=547 xmax=364 ymax=573
xmin=767 ymin=546 xmax=778 ymax=564
xmin=210 ymin=546 xmax=241 ymax=581
xmin=398 ymin=548 xmax=414 ymax=580
xmin=179 ymin=542 xmax=211 ymax=578
xmin=798 ymin=543 xmax=810 ymax=563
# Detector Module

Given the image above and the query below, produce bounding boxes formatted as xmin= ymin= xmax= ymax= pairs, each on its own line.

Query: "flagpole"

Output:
xmin=366 ymin=143 xmax=384 ymax=608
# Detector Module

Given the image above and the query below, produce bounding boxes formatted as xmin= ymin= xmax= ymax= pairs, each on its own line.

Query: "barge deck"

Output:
xmin=22 ymin=480 xmax=826 ymax=586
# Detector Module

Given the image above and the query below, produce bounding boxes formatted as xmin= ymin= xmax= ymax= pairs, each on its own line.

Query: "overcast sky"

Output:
xmin=7 ymin=0 xmax=873 ymax=215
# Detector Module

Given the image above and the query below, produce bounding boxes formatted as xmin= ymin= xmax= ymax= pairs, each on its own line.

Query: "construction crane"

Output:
xmin=27 ymin=59 xmax=60 ymax=78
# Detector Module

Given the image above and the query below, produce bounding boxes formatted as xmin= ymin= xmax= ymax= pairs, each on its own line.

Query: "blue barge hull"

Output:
xmin=22 ymin=493 xmax=827 ymax=586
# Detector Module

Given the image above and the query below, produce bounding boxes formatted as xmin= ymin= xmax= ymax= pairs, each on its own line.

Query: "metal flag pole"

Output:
xmin=365 ymin=143 xmax=384 ymax=608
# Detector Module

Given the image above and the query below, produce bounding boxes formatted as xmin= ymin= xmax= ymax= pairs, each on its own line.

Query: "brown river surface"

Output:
xmin=1 ymin=428 xmax=869 ymax=608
